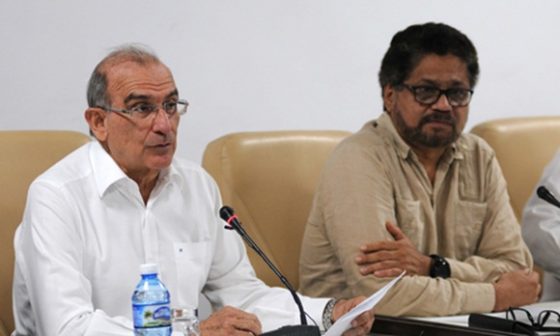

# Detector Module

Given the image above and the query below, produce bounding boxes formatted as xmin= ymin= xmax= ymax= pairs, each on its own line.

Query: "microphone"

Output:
xmin=469 ymin=313 xmax=538 ymax=336
xmin=219 ymin=206 xmax=320 ymax=336
xmin=537 ymin=186 xmax=560 ymax=208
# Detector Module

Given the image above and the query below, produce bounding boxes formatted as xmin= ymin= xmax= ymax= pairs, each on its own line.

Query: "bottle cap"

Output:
xmin=140 ymin=263 xmax=158 ymax=275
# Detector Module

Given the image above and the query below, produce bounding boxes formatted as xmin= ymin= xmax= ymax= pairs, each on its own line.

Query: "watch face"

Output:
xmin=430 ymin=255 xmax=451 ymax=278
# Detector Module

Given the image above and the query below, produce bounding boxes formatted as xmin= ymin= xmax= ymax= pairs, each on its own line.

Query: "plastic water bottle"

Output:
xmin=172 ymin=308 xmax=200 ymax=336
xmin=132 ymin=263 xmax=172 ymax=336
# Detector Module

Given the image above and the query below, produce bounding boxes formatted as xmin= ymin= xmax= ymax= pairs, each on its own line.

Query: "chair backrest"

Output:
xmin=0 ymin=130 xmax=90 ymax=335
xmin=471 ymin=116 xmax=560 ymax=221
xmin=202 ymin=130 xmax=350 ymax=289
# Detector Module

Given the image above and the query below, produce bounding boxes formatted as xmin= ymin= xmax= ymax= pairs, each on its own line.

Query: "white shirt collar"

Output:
xmin=89 ymin=141 xmax=183 ymax=198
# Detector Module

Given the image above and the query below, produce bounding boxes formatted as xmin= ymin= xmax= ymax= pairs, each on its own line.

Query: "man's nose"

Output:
xmin=431 ymin=93 xmax=453 ymax=111
xmin=151 ymin=108 xmax=172 ymax=132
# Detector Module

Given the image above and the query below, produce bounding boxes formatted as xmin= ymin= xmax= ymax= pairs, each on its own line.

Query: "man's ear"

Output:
xmin=383 ymin=84 xmax=396 ymax=114
xmin=85 ymin=108 xmax=108 ymax=141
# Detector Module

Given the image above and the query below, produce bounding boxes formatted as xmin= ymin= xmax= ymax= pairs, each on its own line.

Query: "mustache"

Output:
xmin=146 ymin=134 xmax=176 ymax=147
xmin=419 ymin=112 xmax=456 ymax=127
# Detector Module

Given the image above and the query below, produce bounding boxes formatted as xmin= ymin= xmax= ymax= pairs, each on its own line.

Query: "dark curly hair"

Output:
xmin=378 ymin=22 xmax=479 ymax=101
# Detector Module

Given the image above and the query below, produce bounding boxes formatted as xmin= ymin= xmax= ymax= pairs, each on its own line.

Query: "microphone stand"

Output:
xmin=220 ymin=206 xmax=321 ymax=336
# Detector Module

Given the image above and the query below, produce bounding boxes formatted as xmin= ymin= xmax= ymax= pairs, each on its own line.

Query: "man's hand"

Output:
xmin=356 ymin=221 xmax=431 ymax=277
xmin=493 ymin=269 xmax=541 ymax=312
xmin=200 ymin=306 xmax=261 ymax=336
xmin=332 ymin=297 xmax=375 ymax=336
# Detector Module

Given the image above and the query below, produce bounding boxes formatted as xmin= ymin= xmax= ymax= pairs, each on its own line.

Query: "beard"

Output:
xmin=393 ymin=109 xmax=460 ymax=148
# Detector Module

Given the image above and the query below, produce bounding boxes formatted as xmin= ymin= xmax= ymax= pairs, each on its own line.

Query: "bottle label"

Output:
xmin=133 ymin=303 xmax=171 ymax=328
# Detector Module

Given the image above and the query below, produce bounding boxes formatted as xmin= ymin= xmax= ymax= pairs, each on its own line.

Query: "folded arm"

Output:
xmin=320 ymin=142 xmax=535 ymax=316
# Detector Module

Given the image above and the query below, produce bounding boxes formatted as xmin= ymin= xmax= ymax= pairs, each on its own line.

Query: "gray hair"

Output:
xmin=86 ymin=44 xmax=161 ymax=108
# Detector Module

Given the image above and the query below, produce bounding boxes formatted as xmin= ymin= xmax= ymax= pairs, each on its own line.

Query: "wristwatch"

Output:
xmin=429 ymin=254 xmax=451 ymax=278
xmin=322 ymin=298 xmax=337 ymax=330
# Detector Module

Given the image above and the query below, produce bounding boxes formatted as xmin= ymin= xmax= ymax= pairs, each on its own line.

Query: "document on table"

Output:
xmin=324 ymin=272 xmax=405 ymax=336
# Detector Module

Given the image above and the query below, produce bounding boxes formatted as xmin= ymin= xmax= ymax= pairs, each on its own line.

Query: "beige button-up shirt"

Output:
xmin=299 ymin=113 xmax=532 ymax=316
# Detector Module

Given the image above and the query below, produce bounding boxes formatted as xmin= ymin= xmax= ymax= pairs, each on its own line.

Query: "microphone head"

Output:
xmin=537 ymin=186 xmax=549 ymax=199
xmin=536 ymin=185 xmax=560 ymax=208
xmin=219 ymin=205 xmax=235 ymax=221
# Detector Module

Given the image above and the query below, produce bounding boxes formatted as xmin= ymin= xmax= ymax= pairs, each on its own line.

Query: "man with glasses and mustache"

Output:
xmin=12 ymin=45 xmax=374 ymax=336
xmin=299 ymin=22 xmax=540 ymax=316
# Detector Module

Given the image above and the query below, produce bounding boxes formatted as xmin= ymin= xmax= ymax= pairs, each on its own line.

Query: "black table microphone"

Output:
xmin=469 ymin=313 xmax=538 ymax=336
xmin=219 ymin=205 xmax=321 ymax=336
xmin=537 ymin=186 xmax=560 ymax=208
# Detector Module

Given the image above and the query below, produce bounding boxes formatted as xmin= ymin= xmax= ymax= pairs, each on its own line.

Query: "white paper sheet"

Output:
xmin=324 ymin=272 xmax=405 ymax=336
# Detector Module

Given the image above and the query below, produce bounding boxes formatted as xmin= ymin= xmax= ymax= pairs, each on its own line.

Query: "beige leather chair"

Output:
xmin=202 ymin=130 xmax=350 ymax=289
xmin=0 ymin=130 xmax=90 ymax=335
xmin=471 ymin=116 xmax=560 ymax=221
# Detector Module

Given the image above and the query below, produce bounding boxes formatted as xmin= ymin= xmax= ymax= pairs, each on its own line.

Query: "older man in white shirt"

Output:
xmin=523 ymin=150 xmax=560 ymax=302
xmin=12 ymin=45 xmax=374 ymax=336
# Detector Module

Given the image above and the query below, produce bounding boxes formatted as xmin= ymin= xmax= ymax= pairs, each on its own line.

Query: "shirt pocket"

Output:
xmin=173 ymin=241 xmax=211 ymax=307
xmin=395 ymin=199 xmax=423 ymax=248
xmin=454 ymin=200 xmax=488 ymax=259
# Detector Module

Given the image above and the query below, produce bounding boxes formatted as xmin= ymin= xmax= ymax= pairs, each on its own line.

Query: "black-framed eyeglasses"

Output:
xmin=98 ymin=99 xmax=189 ymax=120
xmin=399 ymin=84 xmax=473 ymax=107
xmin=506 ymin=307 xmax=560 ymax=332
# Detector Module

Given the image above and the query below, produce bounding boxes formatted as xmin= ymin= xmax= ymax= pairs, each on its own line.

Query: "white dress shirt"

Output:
xmin=13 ymin=141 xmax=328 ymax=336
xmin=522 ymin=149 xmax=560 ymax=301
